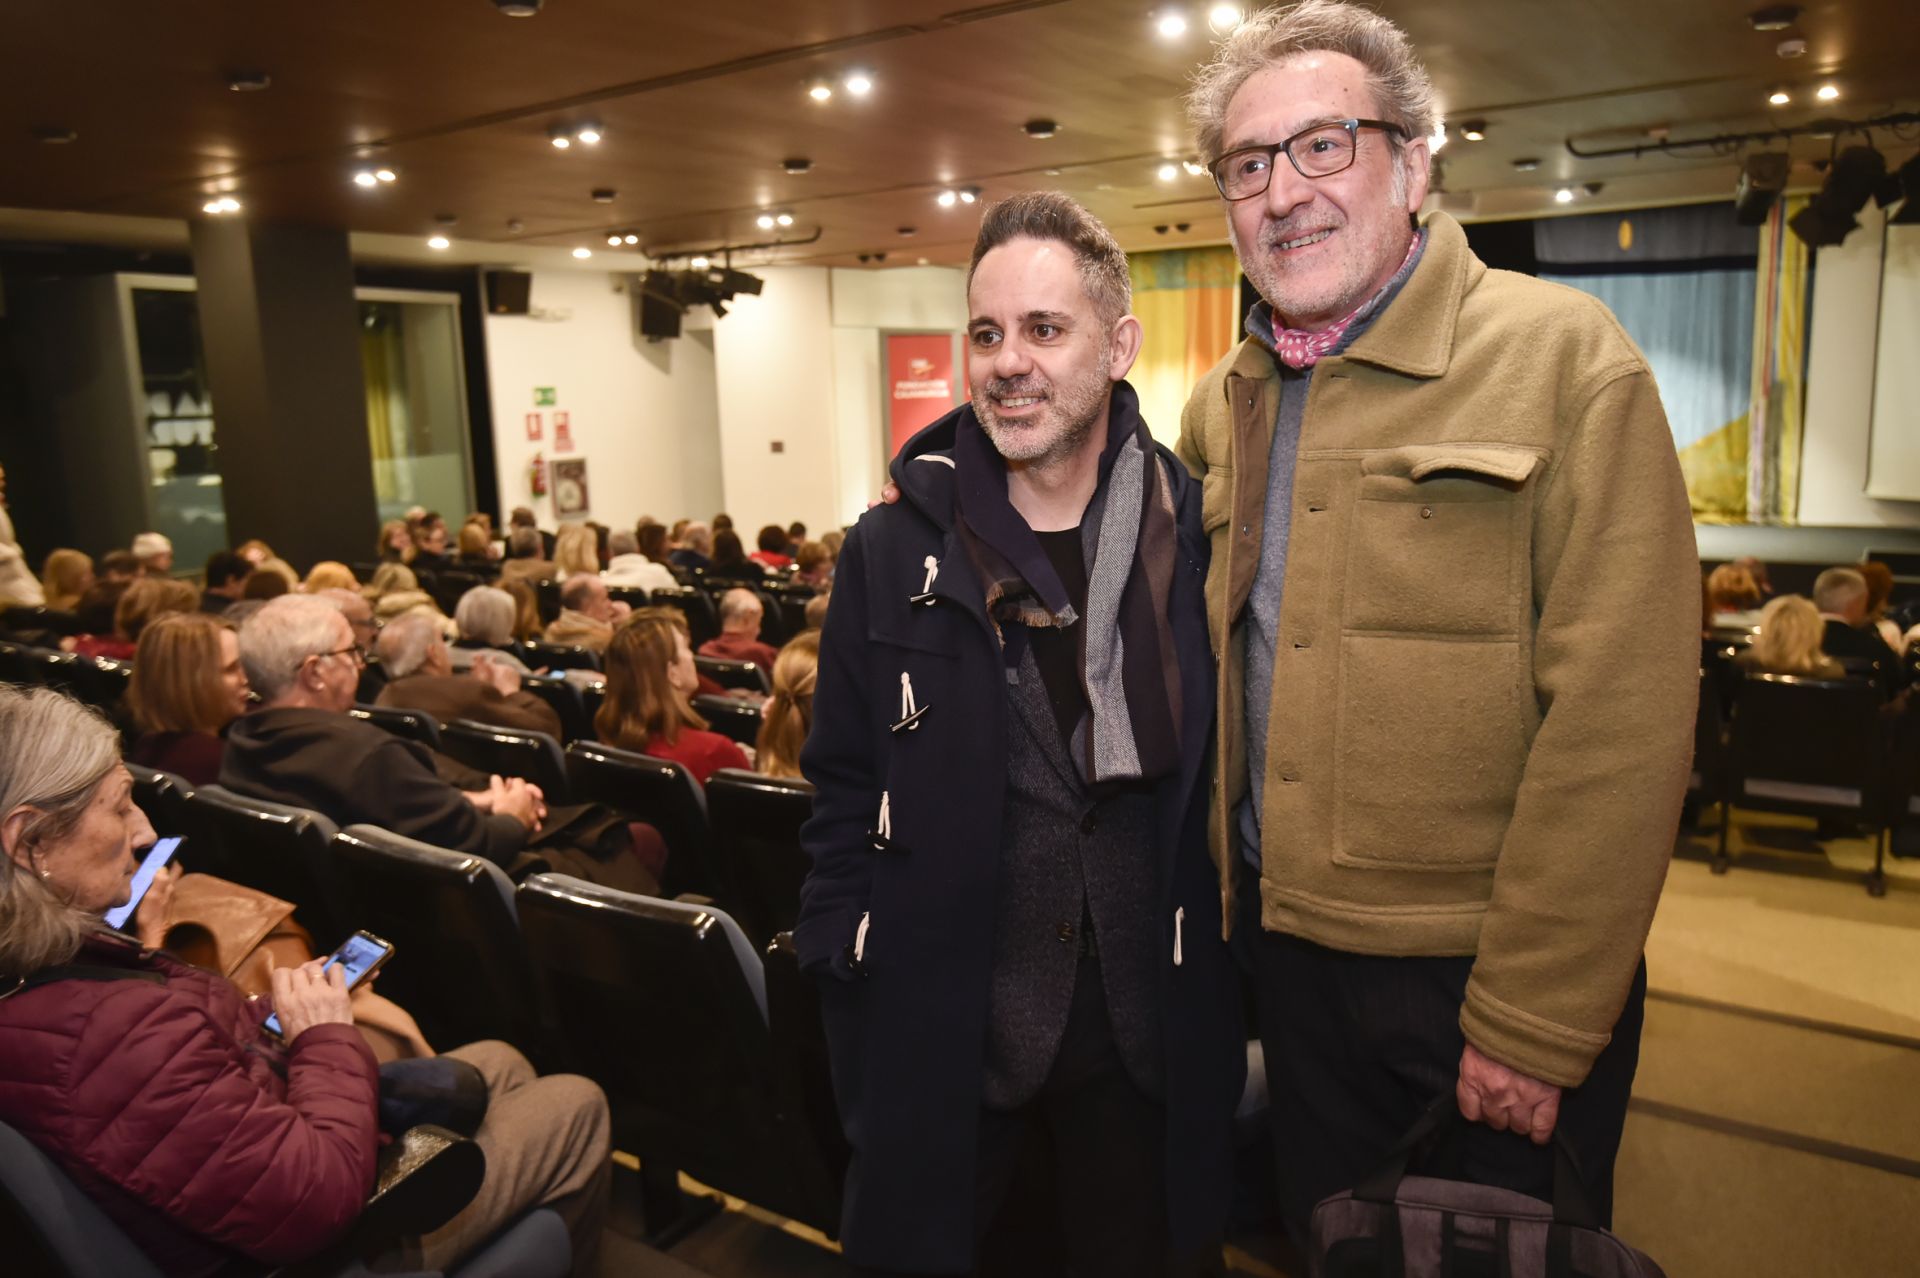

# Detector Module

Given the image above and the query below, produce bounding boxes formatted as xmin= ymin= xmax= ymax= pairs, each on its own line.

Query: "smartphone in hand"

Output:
xmin=262 ymin=930 xmax=395 ymax=1038
xmin=105 ymin=837 xmax=182 ymax=931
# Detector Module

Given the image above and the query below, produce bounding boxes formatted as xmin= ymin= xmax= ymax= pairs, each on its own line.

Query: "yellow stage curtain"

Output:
xmin=1747 ymin=195 xmax=1810 ymax=523
xmin=361 ymin=324 xmax=397 ymax=467
xmin=1127 ymin=247 xmax=1240 ymax=446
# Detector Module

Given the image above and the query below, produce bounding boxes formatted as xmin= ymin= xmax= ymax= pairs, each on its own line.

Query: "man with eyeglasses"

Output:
xmin=1176 ymin=0 xmax=1698 ymax=1240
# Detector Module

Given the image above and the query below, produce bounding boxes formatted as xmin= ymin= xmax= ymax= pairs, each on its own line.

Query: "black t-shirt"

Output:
xmin=1027 ymin=527 xmax=1091 ymax=750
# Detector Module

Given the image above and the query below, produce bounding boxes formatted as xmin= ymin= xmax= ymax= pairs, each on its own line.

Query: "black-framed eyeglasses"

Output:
xmin=1210 ymin=118 xmax=1407 ymax=201
xmin=305 ymin=644 xmax=367 ymax=670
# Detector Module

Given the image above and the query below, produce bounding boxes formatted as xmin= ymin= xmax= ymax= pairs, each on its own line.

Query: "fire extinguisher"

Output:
xmin=529 ymin=451 xmax=547 ymax=498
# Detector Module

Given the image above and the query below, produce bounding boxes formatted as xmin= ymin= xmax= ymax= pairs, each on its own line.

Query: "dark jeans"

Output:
xmin=1255 ymin=927 xmax=1646 ymax=1244
xmin=858 ymin=954 xmax=1169 ymax=1278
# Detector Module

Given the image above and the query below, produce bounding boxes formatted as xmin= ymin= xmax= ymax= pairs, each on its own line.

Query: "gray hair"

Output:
xmin=1812 ymin=567 xmax=1868 ymax=615
xmin=508 ymin=526 xmax=541 ymax=558
xmin=375 ymin=611 xmax=442 ymax=678
xmin=607 ymin=529 xmax=639 ymax=557
xmin=682 ymin=522 xmax=713 ymax=556
xmin=0 ymin=687 xmax=122 ymax=978
xmin=238 ymin=595 xmax=348 ymax=703
xmin=719 ymin=587 xmax=763 ymax=627
xmin=1186 ymin=0 xmax=1440 ymax=163
xmin=967 ymin=191 xmax=1131 ymax=333
xmin=559 ymin=573 xmax=602 ymax=613
xmin=455 ymin=586 xmax=516 ymax=646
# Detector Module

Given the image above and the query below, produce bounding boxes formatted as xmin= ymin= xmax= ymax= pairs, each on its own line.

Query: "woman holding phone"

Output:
xmin=0 ymin=687 xmax=612 ymax=1275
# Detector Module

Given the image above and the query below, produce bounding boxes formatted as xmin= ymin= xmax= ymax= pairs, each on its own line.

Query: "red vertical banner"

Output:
xmin=886 ymin=333 xmax=960 ymax=458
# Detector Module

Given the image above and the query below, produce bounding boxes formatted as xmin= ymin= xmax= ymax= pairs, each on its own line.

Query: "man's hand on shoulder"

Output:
xmin=1456 ymin=1042 xmax=1562 ymax=1144
xmin=873 ymin=481 xmax=901 ymax=509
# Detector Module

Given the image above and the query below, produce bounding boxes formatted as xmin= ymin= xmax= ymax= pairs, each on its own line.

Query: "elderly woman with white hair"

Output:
xmin=451 ymin=585 xmax=532 ymax=674
xmin=0 ymin=685 xmax=613 ymax=1274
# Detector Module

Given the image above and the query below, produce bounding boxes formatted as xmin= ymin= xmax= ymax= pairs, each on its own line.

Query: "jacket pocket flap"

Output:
xmin=1364 ymin=444 xmax=1543 ymax=485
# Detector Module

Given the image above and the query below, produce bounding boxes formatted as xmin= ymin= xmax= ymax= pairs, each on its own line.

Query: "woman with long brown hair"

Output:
xmin=596 ymin=608 xmax=747 ymax=783
xmin=755 ymin=631 xmax=818 ymax=780
xmin=124 ymin=613 xmax=253 ymax=785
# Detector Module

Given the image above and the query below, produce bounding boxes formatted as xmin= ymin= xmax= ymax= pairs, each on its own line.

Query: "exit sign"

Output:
xmin=533 ymin=387 xmax=557 ymax=407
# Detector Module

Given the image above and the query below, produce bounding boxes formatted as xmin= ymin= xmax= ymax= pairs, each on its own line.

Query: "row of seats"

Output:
xmin=126 ymin=765 xmax=846 ymax=1239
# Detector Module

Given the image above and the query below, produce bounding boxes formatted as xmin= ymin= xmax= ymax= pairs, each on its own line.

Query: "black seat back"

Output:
xmin=706 ymin=770 xmax=814 ymax=946
xmin=524 ymin=640 xmax=601 ymax=673
xmin=124 ymin=763 xmax=194 ymax=843
xmin=1690 ymin=668 xmax=1726 ymax=804
xmin=1 ymin=605 xmax=83 ymax=639
xmin=564 ymin=740 xmax=717 ymax=899
xmin=0 ymin=1120 xmax=162 ymax=1277
xmin=650 ymin=588 xmax=719 ymax=649
xmin=349 ymin=702 xmax=444 ymax=750
xmin=184 ymin=786 xmax=349 ymax=948
xmin=693 ymin=695 xmax=763 ymax=748
xmin=430 ymin=568 xmax=485 ymax=615
xmin=440 ymin=720 xmax=568 ymax=800
xmin=535 ymin=578 xmax=561 ymax=624
xmin=1729 ymin=673 xmax=1887 ymax=819
xmin=694 ymin=656 xmax=770 ymax=696
xmin=333 ymin=824 xmax=553 ymax=1062
xmin=516 ymin=877 xmax=840 ymax=1234
xmin=521 ymin=677 xmax=592 ymax=744
xmin=606 ymin=585 xmax=652 ymax=614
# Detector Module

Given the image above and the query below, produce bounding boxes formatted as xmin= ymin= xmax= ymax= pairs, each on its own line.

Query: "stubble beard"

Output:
xmin=972 ymin=359 xmax=1112 ymax=471
xmin=1233 ymin=154 xmax=1411 ymax=328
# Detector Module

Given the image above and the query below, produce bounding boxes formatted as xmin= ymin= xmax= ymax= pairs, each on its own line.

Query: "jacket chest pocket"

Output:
xmin=1341 ymin=444 xmax=1542 ymax=636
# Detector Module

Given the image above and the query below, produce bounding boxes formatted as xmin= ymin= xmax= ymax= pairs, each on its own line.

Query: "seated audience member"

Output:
xmin=793 ymin=541 xmax=834 ymax=591
xmin=1732 ymin=555 xmax=1774 ymax=601
xmin=316 ymin=587 xmax=387 ymax=703
xmin=597 ymin=608 xmax=749 ymax=784
xmin=124 ymin=612 xmax=251 ymax=785
xmin=818 ymin=528 xmax=845 ymax=563
xmin=201 ymin=550 xmax=252 ymax=614
xmin=241 ymin=569 xmax=289 ymax=600
xmin=543 ymin=574 xmax=629 ymax=654
xmin=803 ymin=591 xmax=831 ymax=632
xmin=636 ymin=522 xmax=672 ymax=572
xmin=755 ymin=631 xmax=818 ymax=780
xmin=234 ymin=538 xmax=275 ymax=568
xmin=452 ymin=520 xmax=498 ymax=575
xmin=509 ymin=505 xmax=558 ymax=560
xmin=712 ymin=513 xmax=734 ymax=535
xmin=1736 ymin=595 xmax=1846 ymax=680
xmin=410 ymin=515 xmax=452 ymax=574
xmin=1704 ymin=563 xmax=1764 ymax=630
xmin=72 ymin=577 xmax=197 ymax=660
xmin=97 ymin=549 xmax=141 ymax=586
xmin=73 ymin=579 xmax=132 ymax=638
xmin=602 ymin=529 xmax=676 ymax=591
xmin=256 ymin=557 xmax=302 ymax=592
xmin=0 ymin=685 xmax=614 ymax=1276
xmin=1813 ymin=566 xmax=1902 ymax=686
xmin=497 ymin=527 xmax=557 ymax=586
xmin=785 ymin=521 xmax=807 ymax=557
xmin=553 ymin=523 xmax=601 ymax=579
xmin=131 ymin=531 xmax=174 ymax=577
xmin=706 ymin=529 xmax=766 ymax=584
xmin=699 ymin=588 xmax=779 ymax=668
xmin=749 ymin=524 xmax=794 ymax=570
xmin=0 ymin=466 xmax=42 ymax=606
xmin=453 ymin=586 xmax=532 ymax=672
xmin=303 ymin=561 xmax=359 ymax=594
xmin=365 ymin=560 xmax=421 ymax=605
xmin=40 ymin=548 xmax=94 ymax=613
xmin=224 ymin=596 xmax=655 ymax=892
xmin=1857 ymin=561 xmax=1906 ymax=654
xmin=669 ymin=521 xmax=713 ymax=572
xmin=666 ymin=518 xmax=691 ymax=553
xmin=377 ymin=518 xmax=415 ymax=564
xmin=375 ymin=612 xmax=561 ymax=737
xmin=500 ymin=577 xmax=545 ymax=643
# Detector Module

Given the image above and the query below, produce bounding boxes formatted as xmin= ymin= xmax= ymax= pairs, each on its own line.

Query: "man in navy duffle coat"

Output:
xmin=795 ymin=192 xmax=1243 ymax=1276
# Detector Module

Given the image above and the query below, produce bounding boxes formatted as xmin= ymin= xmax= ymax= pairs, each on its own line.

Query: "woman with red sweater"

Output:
xmin=597 ymin=607 xmax=749 ymax=783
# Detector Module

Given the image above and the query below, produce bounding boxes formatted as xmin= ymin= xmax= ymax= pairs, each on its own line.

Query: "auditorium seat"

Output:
xmin=536 ymin=578 xmax=561 ymax=624
xmin=706 ymin=769 xmax=814 ymax=947
xmin=523 ymin=640 xmax=601 ymax=673
xmin=649 ymin=587 xmax=719 ymax=649
xmin=1 ymin=604 xmax=82 ymax=640
xmin=184 ymin=785 xmax=350 ymax=947
xmin=692 ymin=694 xmax=762 ymax=748
xmin=429 ymin=567 xmax=487 ymax=616
xmin=333 ymin=824 xmax=556 ymax=1063
xmin=564 ymin=740 xmax=722 ymax=901
xmin=1689 ymin=668 xmax=1728 ymax=822
xmin=124 ymin=763 xmax=193 ymax=843
xmin=694 ymin=655 xmax=770 ymax=696
xmin=515 ymin=878 xmax=843 ymax=1238
xmin=606 ymin=585 xmax=652 ymax=614
xmin=521 ymin=677 xmax=592 ymax=744
xmin=1722 ymin=672 xmax=1890 ymax=895
xmin=440 ymin=720 xmax=569 ymax=801
xmin=349 ymin=702 xmax=444 ymax=750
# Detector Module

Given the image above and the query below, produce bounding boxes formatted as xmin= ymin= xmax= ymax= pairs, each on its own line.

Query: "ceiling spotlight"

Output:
xmin=776 ymin=210 xmax=795 ymax=227
xmin=757 ymin=212 xmax=777 ymax=229
xmin=1584 ymin=182 xmax=1605 ymax=196
xmin=226 ymin=71 xmax=271 ymax=93
xmin=1460 ymin=119 xmax=1487 ymax=142
xmin=1155 ymin=10 xmax=1189 ymax=39
xmin=1776 ymin=36 xmax=1807 ymax=57
xmin=898 ymin=225 xmax=917 ymax=236
xmin=1182 ymin=158 xmax=1208 ymax=177
xmin=1512 ymin=157 xmax=1540 ymax=172
xmin=427 ymin=235 xmax=451 ymax=250
xmin=354 ymin=170 xmax=379 ymax=187
xmin=30 ymin=124 xmax=78 ymax=144
xmin=782 ymin=157 xmax=813 ymax=175
xmin=691 ymin=255 xmax=711 ymax=269
xmin=591 ymin=188 xmax=617 ymax=203
xmin=1816 ymin=83 xmax=1840 ymax=101
xmin=492 ymin=0 xmax=543 ymax=14
xmin=201 ymin=196 xmax=242 ymax=215
xmin=807 ymin=80 xmax=833 ymax=103
xmin=843 ymin=70 xmax=874 ymax=96
xmin=1207 ymin=3 xmax=1243 ymax=33
xmin=959 ymin=186 xmax=981 ymax=204
xmin=623 ymin=234 xmax=638 ymax=245
xmin=576 ymin=125 xmax=602 ymax=145
xmin=549 ymin=127 xmax=571 ymax=149
xmin=1023 ymin=118 xmax=1059 ymax=139
xmin=1429 ymin=123 xmax=1449 ymax=153
xmin=375 ymin=168 xmax=396 ymax=183
xmin=1157 ymin=161 xmax=1180 ymax=182
xmin=1768 ymin=88 xmax=1791 ymax=105
xmin=572 ymin=247 xmax=592 ymax=259
xmin=607 ymin=235 xmax=623 ymax=247
xmin=1554 ymin=187 xmax=1575 ymax=204
xmin=1747 ymin=5 xmax=1799 ymax=30
xmin=937 ymin=190 xmax=958 ymax=208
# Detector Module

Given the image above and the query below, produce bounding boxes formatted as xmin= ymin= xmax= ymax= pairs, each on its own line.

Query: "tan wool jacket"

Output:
xmin=1175 ymin=213 xmax=1700 ymax=1087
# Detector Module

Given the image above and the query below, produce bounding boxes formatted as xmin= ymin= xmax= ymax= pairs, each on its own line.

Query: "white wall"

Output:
xmin=483 ymin=270 xmax=722 ymax=532
xmin=1797 ymin=204 xmax=1920 ymax=529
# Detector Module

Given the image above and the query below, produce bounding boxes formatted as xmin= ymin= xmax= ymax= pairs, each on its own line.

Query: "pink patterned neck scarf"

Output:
xmin=1270 ymin=234 xmax=1423 ymax=370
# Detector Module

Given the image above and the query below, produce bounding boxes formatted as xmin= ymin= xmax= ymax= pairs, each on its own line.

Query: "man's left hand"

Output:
xmin=1456 ymin=1042 xmax=1561 ymax=1144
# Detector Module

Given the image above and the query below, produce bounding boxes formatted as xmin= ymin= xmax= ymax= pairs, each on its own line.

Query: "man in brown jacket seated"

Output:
xmin=541 ymin=574 xmax=629 ymax=655
xmin=696 ymin=588 xmax=779 ymax=669
xmin=373 ymin=612 xmax=562 ymax=738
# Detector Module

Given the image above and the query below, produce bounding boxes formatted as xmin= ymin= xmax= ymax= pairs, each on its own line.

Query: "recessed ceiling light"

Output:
xmin=493 ymin=0 xmax=543 ymax=14
xmin=354 ymin=170 xmax=378 ymax=187
xmin=607 ymin=235 xmax=623 ymax=247
xmin=623 ymin=234 xmax=638 ymax=245
xmin=1768 ymin=88 xmax=1791 ymax=106
xmin=844 ymin=70 xmax=874 ymax=96
xmin=1182 ymin=158 xmax=1208 ymax=177
xmin=1554 ymin=187 xmax=1575 ymax=204
xmin=226 ymin=71 xmax=271 ymax=92
xmin=959 ymin=187 xmax=981 ymax=204
xmin=201 ymin=196 xmax=242 ymax=215
xmin=898 ymin=225 xmax=917 ymax=237
xmin=1748 ymin=5 xmax=1800 ymax=31
xmin=1207 ymin=3 xmax=1243 ymax=32
xmin=1429 ymin=123 xmax=1449 ymax=153
xmin=937 ymin=190 xmax=958 ymax=208
xmin=691 ymin=255 xmax=711 ymax=269
xmin=572 ymin=247 xmax=592 ymax=259
xmin=1044 ymin=167 xmax=1063 ymax=177
xmin=757 ymin=212 xmax=776 ymax=230
xmin=1157 ymin=162 xmax=1180 ymax=182
xmin=918 ymin=257 xmax=930 ymax=266
xmin=591 ymin=188 xmax=617 ymax=203
xmin=576 ymin=125 xmax=602 ymax=145
xmin=427 ymin=235 xmax=451 ymax=250
xmin=807 ymin=80 xmax=833 ymax=103
xmin=1816 ymin=83 xmax=1840 ymax=101
xmin=783 ymin=157 xmax=813 ymax=175
xmin=1155 ymin=10 xmax=1189 ymax=39
xmin=1023 ymin=119 xmax=1059 ymax=139
xmin=1460 ymin=119 xmax=1488 ymax=142
xmin=776 ymin=211 xmax=795 ymax=227
xmin=550 ymin=129 xmax=571 ymax=149
xmin=375 ymin=168 xmax=396 ymax=183
xmin=434 ymin=213 xmax=459 ymax=227
xmin=1776 ymin=36 xmax=1807 ymax=58
xmin=31 ymin=125 xmax=78 ymax=144
xmin=1512 ymin=157 xmax=1540 ymax=172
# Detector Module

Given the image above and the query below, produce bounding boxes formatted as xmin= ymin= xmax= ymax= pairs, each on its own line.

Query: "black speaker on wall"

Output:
xmin=634 ymin=272 xmax=683 ymax=340
xmin=484 ymin=270 xmax=532 ymax=315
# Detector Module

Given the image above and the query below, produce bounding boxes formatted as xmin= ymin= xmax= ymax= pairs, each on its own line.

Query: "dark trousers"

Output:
xmin=1255 ymin=928 xmax=1646 ymax=1244
xmin=858 ymin=954 xmax=1169 ymax=1278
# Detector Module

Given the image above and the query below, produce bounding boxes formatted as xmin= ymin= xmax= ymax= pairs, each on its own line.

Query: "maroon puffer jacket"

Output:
xmin=0 ymin=933 xmax=379 ymax=1277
